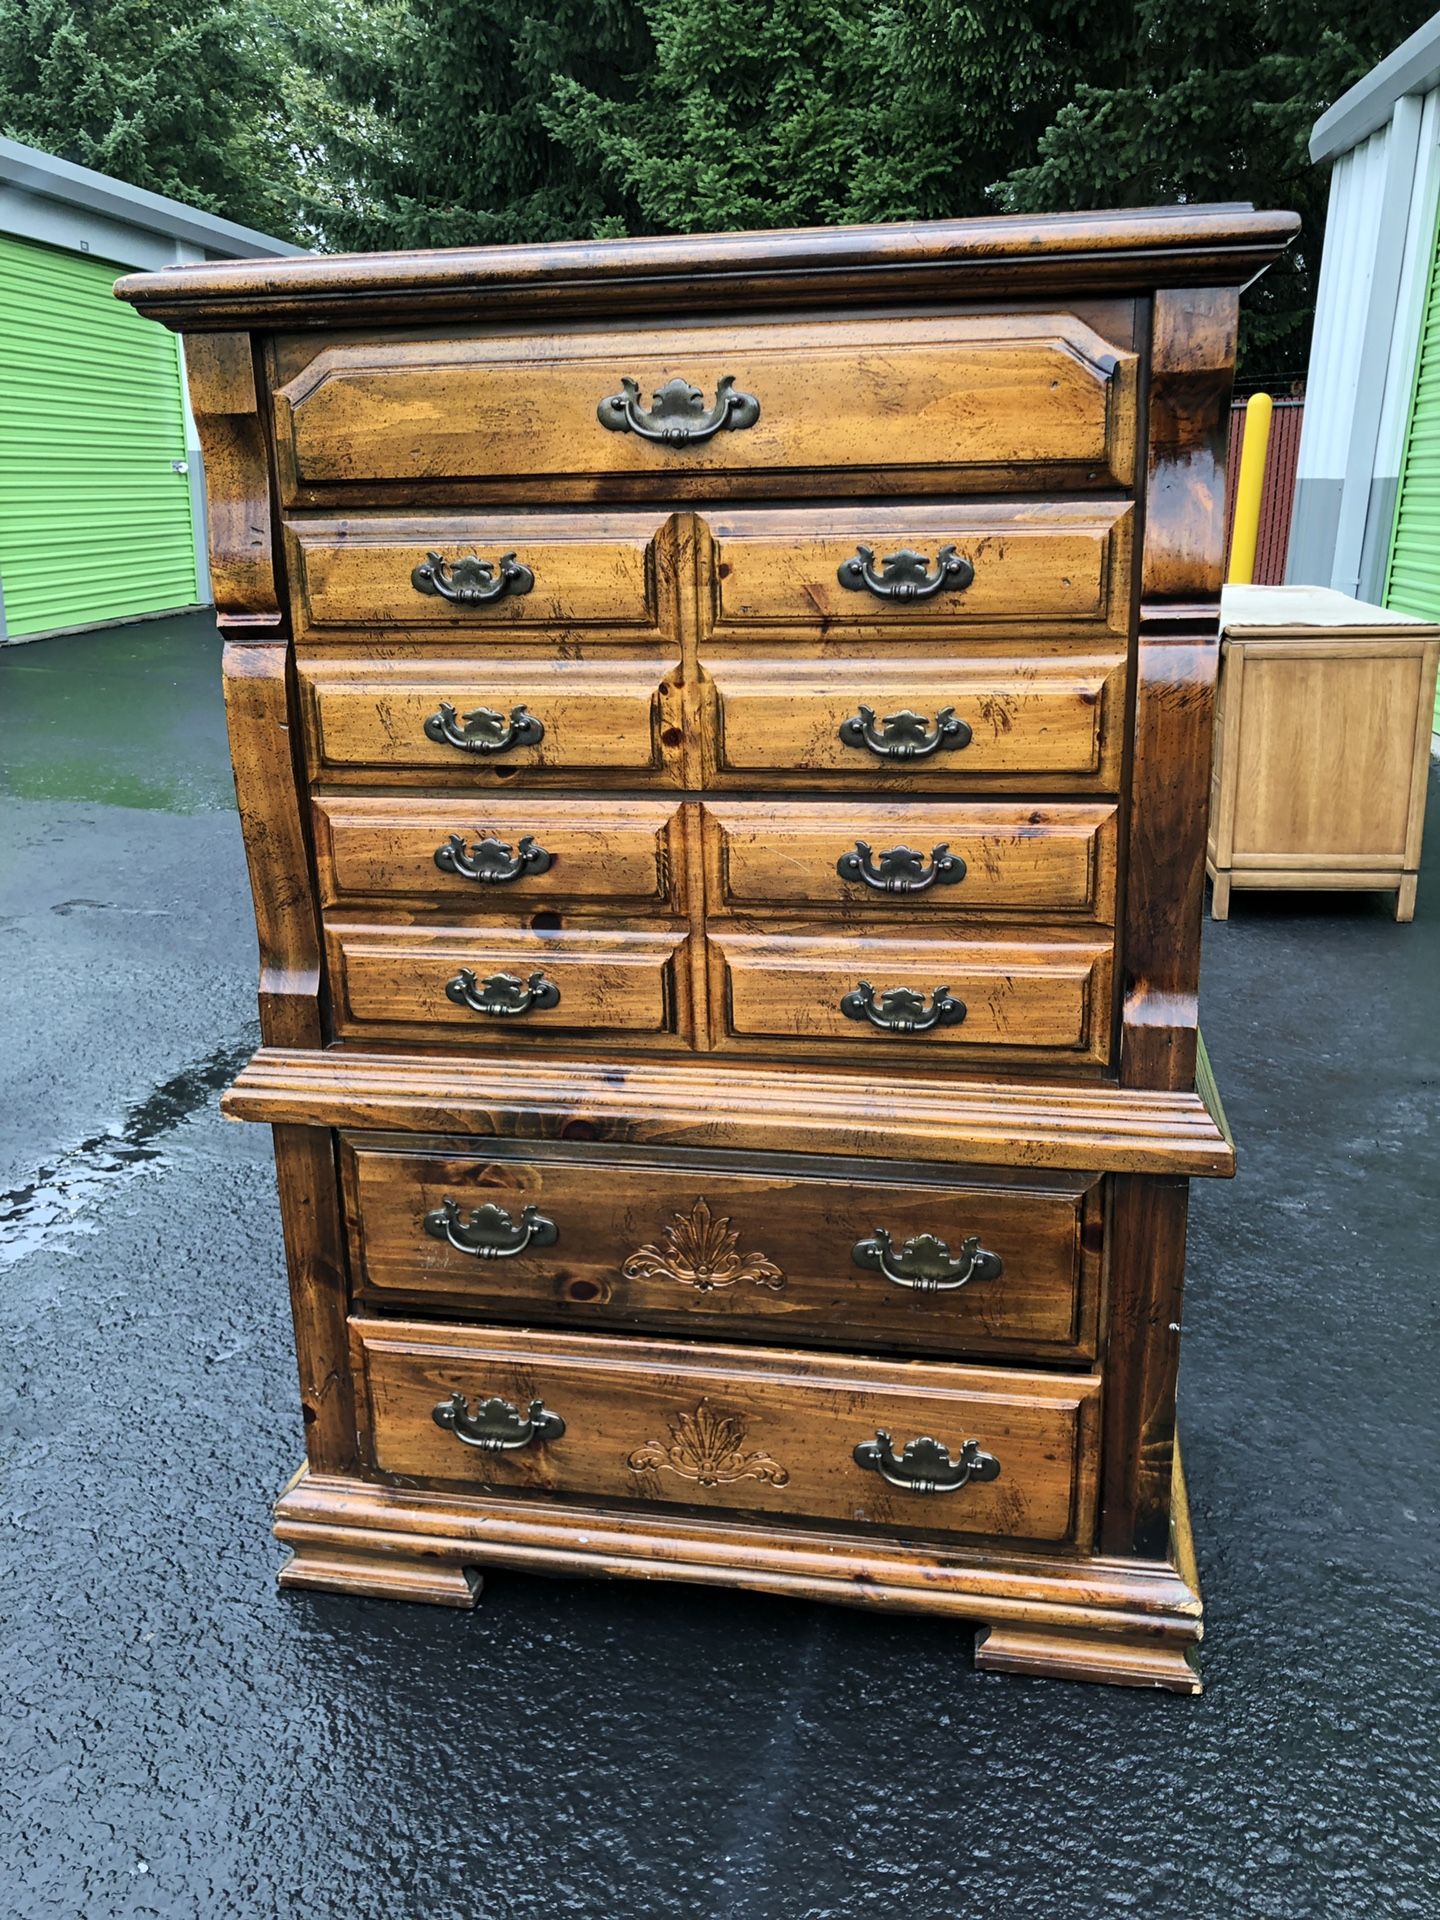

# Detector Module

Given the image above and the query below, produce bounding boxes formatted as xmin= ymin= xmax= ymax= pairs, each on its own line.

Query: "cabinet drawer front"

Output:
xmin=709 ymin=929 xmax=1113 ymax=1065
xmin=703 ymin=800 xmax=1118 ymax=921
xmin=288 ymin=511 xmax=673 ymax=641
xmin=354 ymin=1318 xmax=1101 ymax=1546
xmin=327 ymin=922 xmax=692 ymax=1043
xmin=313 ymin=795 xmax=686 ymax=911
xmin=298 ymin=659 xmax=683 ymax=783
xmin=275 ymin=313 xmax=1137 ymax=501
xmin=704 ymin=502 xmax=1133 ymax=640
xmin=704 ymin=657 xmax=1124 ymax=790
xmin=343 ymin=1140 xmax=1101 ymax=1360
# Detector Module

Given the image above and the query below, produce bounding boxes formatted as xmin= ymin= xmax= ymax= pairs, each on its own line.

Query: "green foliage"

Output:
xmin=994 ymin=0 xmax=1440 ymax=375
xmin=279 ymin=0 xmax=653 ymax=248
xmin=3 ymin=0 xmax=1437 ymax=373
xmin=0 ymin=0 xmax=300 ymax=239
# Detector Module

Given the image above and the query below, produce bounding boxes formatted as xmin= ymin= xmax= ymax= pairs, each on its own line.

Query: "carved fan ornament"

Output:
xmin=621 ymin=1198 xmax=786 ymax=1293
xmin=627 ymin=1403 xmax=790 ymax=1488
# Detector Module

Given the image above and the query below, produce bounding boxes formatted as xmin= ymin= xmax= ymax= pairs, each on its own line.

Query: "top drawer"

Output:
xmin=272 ymin=311 xmax=1140 ymax=506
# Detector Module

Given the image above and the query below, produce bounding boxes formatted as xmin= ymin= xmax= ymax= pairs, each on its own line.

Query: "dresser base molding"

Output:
xmin=224 ymin=1047 xmax=1235 ymax=1177
xmin=272 ymin=1457 xmax=1203 ymax=1691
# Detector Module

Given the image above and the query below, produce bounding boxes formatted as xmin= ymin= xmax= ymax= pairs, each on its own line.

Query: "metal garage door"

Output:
xmin=1385 ymin=201 xmax=1440 ymax=726
xmin=0 ymin=232 xmax=197 ymax=639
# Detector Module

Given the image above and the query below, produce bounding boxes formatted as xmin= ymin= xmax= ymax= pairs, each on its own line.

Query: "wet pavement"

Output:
xmin=2 ymin=612 xmax=1437 ymax=1919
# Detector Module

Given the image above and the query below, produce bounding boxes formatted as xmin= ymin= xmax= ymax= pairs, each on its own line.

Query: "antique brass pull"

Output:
xmin=434 ymin=832 xmax=552 ymax=883
xmin=597 ymin=375 xmax=760 ymax=445
xmin=837 ymin=544 xmax=974 ymax=602
xmin=424 ymin=1198 xmax=559 ymax=1259
xmin=852 ymin=1228 xmax=1003 ymax=1293
xmin=840 ymin=982 xmax=966 ymax=1034
xmin=433 ymin=1391 xmax=566 ymax=1451
xmin=411 ymin=550 xmax=534 ymax=606
xmin=854 ymin=1432 xmax=1000 ymax=1495
xmin=424 ymin=701 xmax=544 ymax=755
xmin=445 ymin=968 xmax=561 ymax=1017
xmin=838 ymin=705 xmax=972 ymax=760
xmin=836 ymin=842 xmax=966 ymax=894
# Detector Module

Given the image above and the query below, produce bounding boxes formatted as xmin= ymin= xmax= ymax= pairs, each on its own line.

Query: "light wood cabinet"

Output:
xmin=1208 ymin=586 xmax=1440 ymax=920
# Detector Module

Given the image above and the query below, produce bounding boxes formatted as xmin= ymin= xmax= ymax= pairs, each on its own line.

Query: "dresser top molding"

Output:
xmin=115 ymin=203 xmax=1299 ymax=332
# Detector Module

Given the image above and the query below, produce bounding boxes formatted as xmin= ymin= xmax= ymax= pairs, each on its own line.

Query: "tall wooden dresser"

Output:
xmin=118 ymin=206 xmax=1295 ymax=1692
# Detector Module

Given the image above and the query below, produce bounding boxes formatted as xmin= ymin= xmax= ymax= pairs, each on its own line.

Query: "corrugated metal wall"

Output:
xmin=0 ymin=232 xmax=197 ymax=639
xmin=1223 ymin=397 xmax=1305 ymax=583
xmin=1384 ymin=191 xmax=1440 ymax=724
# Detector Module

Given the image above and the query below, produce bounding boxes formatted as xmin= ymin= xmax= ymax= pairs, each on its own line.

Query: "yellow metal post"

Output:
xmin=1228 ymin=392 xmax=1273 ymax=584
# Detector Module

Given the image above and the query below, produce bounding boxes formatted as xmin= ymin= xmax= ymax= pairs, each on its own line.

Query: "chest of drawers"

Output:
xmin=118 ymin=205 xmax=1295 ymax=1692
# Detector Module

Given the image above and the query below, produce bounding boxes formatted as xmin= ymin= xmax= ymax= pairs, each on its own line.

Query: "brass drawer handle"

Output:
xmin=838 ymin=544 xmax=974 ymax=602
xmin=597 ymin=375 xmax=760 ymax=445
xmin=424 ymin=1198 xmax=559 ymax=1259
xmin=854 ymin=1432 xmax=1000 ymax=1495
xmin=411 ymin=549 xmax=534 ymax=607
xmin=434 ymin=832 xmax=552 ymax=883
xmin=852 ymin=1228 xmax=1003 ymax=1293
xmin=424 ymin=701 xmax=544 ymax=755
xmin=836 ymin=841 xmax=966 ymax=894
xmin=840 ymin=981 xmax=966 ymax=1034
xmin=445 ymin=967 xmax=561 ymax=1017
xmin=838 ymin=705 xmax=972 ymax=760
xmin=433 ymin=1391 xmax=566 ymax=1451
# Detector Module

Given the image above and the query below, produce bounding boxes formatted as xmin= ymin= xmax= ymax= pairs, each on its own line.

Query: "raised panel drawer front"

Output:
xmin=704 ymin=656 xmax=1125 ymax=790
xmin=709 ymin=928 xmax=1114 ymax=1064
xmin=703 ymin=502 xmax=1134 ymax=641
xmin=326 ymin=922 xmax=692 ymax=1045
xmin=702 ymin=800 xmax=1118 ymax=922
xmin=353 ymin=1318 xmax=1102 ymax=1547
xmin=341 ymin=1139 xmax=1102 ymax=1360
xmin=312 ymin=795 xmax=687 ymax=911
xmin=273 ymin=312 xmax=1139 ymax=502
xmin=287 ymin=510 xmax=674 ymax=642
xmin=297 ymin=657 xmax=683 ymax=784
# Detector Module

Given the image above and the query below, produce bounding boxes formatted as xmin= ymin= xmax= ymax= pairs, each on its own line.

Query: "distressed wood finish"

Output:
xmin=116 ymin=207 xmax=1292 ymax=1690
xmin=325 ymin=921 xmax=693 ymax=1047
xmin=312 ymin=794 xmax=687 ymax=912
xmin=270 ymin=312 xmax=1139 ymax=505
xmin=702 ymin=501 xmax=1134 ymax=641
xmin=708 ymin=926 xmax=1115 ymax=1065
xmin=341 ymin=1136 xmax=1103 ymax=1359
xmin=353 ymin=1318 xmax=1102 ymax=1547
xmin=180 ymin=333 xmax=282 ymax=632
xmin=703 ymin=655 xmax=1126 ymax=790
xmin=297 ymin=656 xmax=685 ymax=784
xmin=287 ymin=509 xmax=677 ymax=643
xmin=703 ymin=799 xmax=1119 ymax=921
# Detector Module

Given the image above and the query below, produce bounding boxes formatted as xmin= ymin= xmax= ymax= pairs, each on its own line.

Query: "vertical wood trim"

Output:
xmin=222 ymin=640 xmax=324 ymax=1048
xmin=1124 ymin=287 xmax=1240 ymax=1091
xmin=272 ymin=1124 xmax=358 ymax=1475
xmin=1212 ymin=641 xmax=1244 ymax=869
xmin=1402 ymin=640 xmax=1440 ymax=869
xmin=182 ymin=331 xmax=283 ymax=632
xmin=1100 ymin=1173 xmax=1190 ymax=1557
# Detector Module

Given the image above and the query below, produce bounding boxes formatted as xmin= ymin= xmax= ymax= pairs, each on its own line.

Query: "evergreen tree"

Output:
xmin=280 ymin=0 xmax=653 ymax=249
xmin=995 ymin=0 xmax=1438 ymax=374
xmin=0 ymin=0 xmax=298 ymax=238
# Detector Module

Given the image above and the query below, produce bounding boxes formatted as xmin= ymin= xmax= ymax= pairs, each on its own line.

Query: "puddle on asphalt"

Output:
xmin=0 ymin=1038 xmax=254 ymax=1269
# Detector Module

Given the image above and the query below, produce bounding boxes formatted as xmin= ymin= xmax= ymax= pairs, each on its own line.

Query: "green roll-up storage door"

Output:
xmin=0 ymin=233 xmax=197 ymax=640
xmin=1385 ymin=199 xmax=1440 ymax=727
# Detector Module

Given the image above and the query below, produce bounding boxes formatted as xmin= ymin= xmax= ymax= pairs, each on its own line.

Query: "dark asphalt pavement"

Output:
xmin=2 ymin=612 xmax=1437 ymax=1920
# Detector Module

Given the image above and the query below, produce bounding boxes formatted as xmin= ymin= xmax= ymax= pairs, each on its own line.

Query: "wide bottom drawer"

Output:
xmin=353 ymin=1318 xmax=1102 ymax=1548
xmin=343 ymin=1137 xmax=1102 ymax=1360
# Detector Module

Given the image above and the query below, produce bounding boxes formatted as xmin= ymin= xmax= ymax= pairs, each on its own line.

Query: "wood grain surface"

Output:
xmin=352 ymin=1317 xmax=1101 ymax=1546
